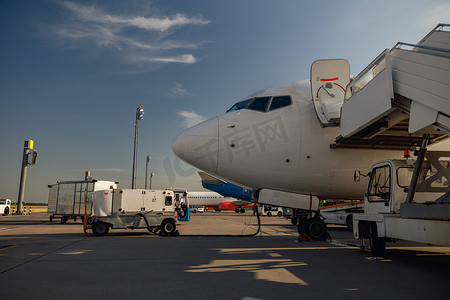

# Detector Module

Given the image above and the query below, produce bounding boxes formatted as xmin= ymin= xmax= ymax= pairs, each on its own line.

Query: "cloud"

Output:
xmin=170 ymin=81 xmax=193 ymax=96
xmin=176 ymin=110 xmax=206 ymax=128
xmin=44 ymin=1 xmax=211 ymax=72
xmin=420 ymin=4 xmax=450 ymax=29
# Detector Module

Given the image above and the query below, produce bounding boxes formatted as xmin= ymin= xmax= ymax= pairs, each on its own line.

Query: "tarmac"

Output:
xmin=1 ymin=212 xmax=449 ymax=300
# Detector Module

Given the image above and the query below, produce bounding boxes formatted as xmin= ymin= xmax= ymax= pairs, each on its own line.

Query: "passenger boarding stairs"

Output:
xmin=313 ymin=24 xmax=450 ymax=149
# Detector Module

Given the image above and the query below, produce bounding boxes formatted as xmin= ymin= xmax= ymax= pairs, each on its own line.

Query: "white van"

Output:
xmin=0 ymin=199 xmax=12 ymax=216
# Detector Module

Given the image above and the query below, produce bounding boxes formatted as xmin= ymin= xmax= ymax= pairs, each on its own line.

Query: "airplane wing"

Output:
xmin=198 ymin=171 xmax=227 ymax=186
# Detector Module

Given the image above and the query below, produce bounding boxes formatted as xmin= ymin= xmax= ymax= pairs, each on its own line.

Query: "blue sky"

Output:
xmin=0 ymin=0 xmax=449 ymax=203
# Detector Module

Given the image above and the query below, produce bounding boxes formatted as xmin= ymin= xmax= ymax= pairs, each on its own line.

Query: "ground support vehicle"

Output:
xmin=353 ymin=149 xmax=450 ymax=255
xmin=88 ymin=188 xmax=188 ymax=236
xmin=48 ymin=179 xmax=118 ymax=223
xmin=0 ymin=199 xmax=12 ymax=216
xmin=258 ymin=205 xmax=284 ymax=216
xmin=320 ymin=201 xmax=364 ymax=230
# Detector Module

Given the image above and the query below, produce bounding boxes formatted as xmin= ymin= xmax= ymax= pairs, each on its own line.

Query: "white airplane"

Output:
xmin=172 ymin=53 xmax=449 ymax=239
xmin=187 ymin=191 xmax=240 ymax=211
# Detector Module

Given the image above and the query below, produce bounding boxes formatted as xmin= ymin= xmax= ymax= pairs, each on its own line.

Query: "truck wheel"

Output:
xmin=3 ymin=207 xmax=9 ymax=216
xmin=92 ymin=222 xmax=109 ymax=236
xmin=267 ymin=212 xmax=272 ymax=216
xmin=369 ymin=223 xmax=385 ymax=255
xmin=160 ymin=219 xmax=176 ymax=236
xmin=301 ymin=218 xmax=327 ymax=241
xmin=346 ymin=215 xmax=353 ymax=231
xmin=277 ymin=211 xmax=282 ymax=217
xmin=240 ymin=208 xmax=245 ymax=213
xmin=60 ymin=216 xmax=68 ymax=224
xmin=49 ymin=215 xmax=53 ymax=222
xmin=291 ymin=218 xmax=298 ymax=226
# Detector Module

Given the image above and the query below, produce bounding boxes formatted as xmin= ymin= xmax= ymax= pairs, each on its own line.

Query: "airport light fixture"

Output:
xmin=131 ymin=105 xmax=144 ymax=189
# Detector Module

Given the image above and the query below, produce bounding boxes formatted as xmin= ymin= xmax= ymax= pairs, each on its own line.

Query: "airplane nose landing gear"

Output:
xmin=297 ymin=216 xmax=328 ymax=241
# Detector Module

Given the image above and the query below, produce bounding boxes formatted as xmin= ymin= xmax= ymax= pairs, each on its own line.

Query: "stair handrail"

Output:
xmin=393 ymin=42 xmax=450 ymax=54
xmin=345 ymin=49 xmax=391 ymax=101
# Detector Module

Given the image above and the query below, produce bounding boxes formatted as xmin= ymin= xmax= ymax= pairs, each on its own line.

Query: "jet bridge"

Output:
xmin=331 ymin=24 xmax=450 ymax=149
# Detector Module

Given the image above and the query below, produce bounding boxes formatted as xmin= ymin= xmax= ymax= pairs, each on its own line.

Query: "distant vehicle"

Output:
xmin=0 ymin=199 xmax=11 ymax=216
xmin=258 ymin=205 xmax=283 ymax=217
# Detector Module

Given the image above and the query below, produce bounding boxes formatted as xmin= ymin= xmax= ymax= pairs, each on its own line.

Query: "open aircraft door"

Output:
xmin=311 ymin=59 xmax=350 ymax=126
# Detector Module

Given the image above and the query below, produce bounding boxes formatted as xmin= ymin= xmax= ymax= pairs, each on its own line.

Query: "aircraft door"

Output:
xmin=311 ymin=59 xmax=350 ymax=126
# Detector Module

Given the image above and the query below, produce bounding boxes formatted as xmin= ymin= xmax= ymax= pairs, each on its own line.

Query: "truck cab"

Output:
xmin=364 ymin=159 xmax=444 ymax=215
xmin=354 ymin=151 xmax=450 ymax=254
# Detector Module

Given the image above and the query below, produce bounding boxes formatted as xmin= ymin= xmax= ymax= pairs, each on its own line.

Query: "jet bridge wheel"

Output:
xmin=92 ymin=221 xmax=109 ymax=236
xmin=298 ymin=217 xmax=327 ymax=241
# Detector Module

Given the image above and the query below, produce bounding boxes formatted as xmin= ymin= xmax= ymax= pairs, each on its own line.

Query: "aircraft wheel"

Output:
xmin=369 ymin=223 xmax=385 ymax=255
xmin=160 ymin=219 xmax=176 ymax=236
xmin=92 ymin=222 xmax=109 ymax=236
xmin=346 ymin=215 xmax=353 ymax=231
xmin=303 ymin=218 xmax=327 ymax=241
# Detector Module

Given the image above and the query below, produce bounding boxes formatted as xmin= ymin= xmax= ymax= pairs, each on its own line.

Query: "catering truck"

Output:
xmin=88 ymin=188 xmax=189 ymax=236
xmin=353 ymin=150 xmax=450 ymax=255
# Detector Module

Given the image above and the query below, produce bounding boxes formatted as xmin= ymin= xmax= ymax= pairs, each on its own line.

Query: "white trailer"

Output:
xmin=320 ymin=201 xmax=364 ymax=230
xmin=88 ymin=188 xmax=188 ymax=236
xmin=353 ymin=150 xmax=450 ymax=254
xmin=0 ymin=199 xmax=12 ymax=216
xmin=47 ymin=180 xmax=118 ymax=223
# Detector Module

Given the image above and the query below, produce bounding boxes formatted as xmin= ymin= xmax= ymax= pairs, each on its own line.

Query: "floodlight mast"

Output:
xmin=131 ymin=105 xmax=144 ymax=189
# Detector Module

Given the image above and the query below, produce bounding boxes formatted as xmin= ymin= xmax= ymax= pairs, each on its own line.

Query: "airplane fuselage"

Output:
xmin=173 ymin=81 xmax=403 ymax=200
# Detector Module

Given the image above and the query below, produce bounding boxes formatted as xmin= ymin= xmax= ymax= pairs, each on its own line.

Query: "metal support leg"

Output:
xmin=405 ymin=136 xmax=429 ymax=204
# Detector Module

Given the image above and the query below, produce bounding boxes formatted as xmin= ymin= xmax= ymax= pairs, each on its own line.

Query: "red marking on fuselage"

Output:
xmin=320 ymin=77 xmax=338 ymax=81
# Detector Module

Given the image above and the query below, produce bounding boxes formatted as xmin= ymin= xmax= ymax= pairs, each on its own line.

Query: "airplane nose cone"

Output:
xmin=172 ymin=116 xmax=219 ymax=174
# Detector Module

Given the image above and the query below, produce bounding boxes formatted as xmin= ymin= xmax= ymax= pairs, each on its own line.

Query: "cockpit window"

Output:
xmin=269 ymin=96 xmax=292 ymax=111
xmin=247 ymin=97 xmax=271 ymax=112
xmin=226 ymin=98 xmax=253 ymax=112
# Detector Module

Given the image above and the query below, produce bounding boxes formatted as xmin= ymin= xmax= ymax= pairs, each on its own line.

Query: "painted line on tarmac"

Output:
xmin=0 ymin=245 xmax=18 ymax=251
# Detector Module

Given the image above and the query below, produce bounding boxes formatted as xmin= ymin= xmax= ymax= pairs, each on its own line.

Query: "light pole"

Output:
xmin=144 ymin=155 xmax=151 ymax=189
xmin=16 ymin=139 xmax=37 ymax=214
xmin=149 ymin=173 xmax=155 ymax=190
xmin=131 ymin=105 xmax=144 ymax=189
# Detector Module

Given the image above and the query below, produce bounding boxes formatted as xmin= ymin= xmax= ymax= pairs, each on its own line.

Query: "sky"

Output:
xmin=0 ymin=0 xmax=449 ymax=203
